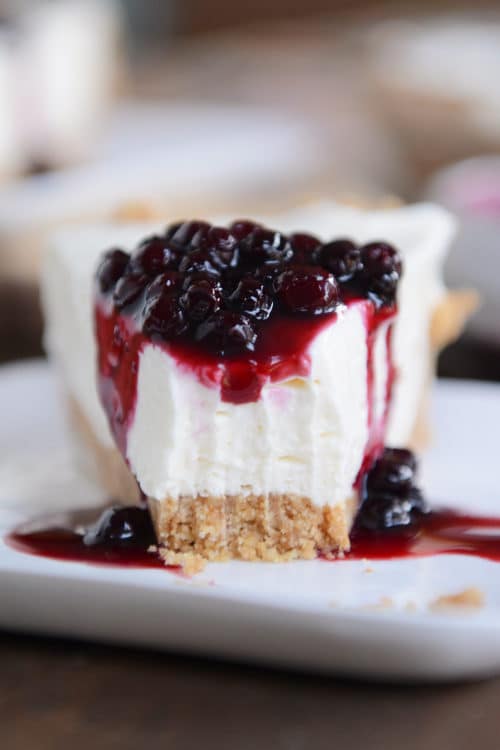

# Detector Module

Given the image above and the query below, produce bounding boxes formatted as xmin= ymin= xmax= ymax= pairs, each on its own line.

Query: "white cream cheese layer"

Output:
xmin=42 ymin=201 xmax=456 ymax=506
xmin=128 ymin=304 xmax=377 ymax=506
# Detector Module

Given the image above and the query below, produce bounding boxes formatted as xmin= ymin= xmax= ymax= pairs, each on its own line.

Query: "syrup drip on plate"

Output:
xmin=6 ymin=506 xmax=500 ymax=569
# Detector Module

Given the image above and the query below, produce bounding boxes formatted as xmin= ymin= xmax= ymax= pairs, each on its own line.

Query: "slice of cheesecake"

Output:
xmin=42 ymin=201 xmax=470 ymax=567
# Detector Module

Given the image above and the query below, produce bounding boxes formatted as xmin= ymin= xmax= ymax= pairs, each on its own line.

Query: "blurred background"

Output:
xmin=0 ymin=0 xmax=498 ymax=379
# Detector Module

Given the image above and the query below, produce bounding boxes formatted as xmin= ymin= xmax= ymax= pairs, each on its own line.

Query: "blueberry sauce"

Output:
xmin=6 ymin=506 xmax=179 ymax=572
xmin=94 ymin=220 xmax=400 ymax=459
xmin=6 ymin=450 xmax=500 ymax=569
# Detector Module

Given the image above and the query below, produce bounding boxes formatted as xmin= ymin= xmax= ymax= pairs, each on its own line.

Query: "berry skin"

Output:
xmin=195 ymin=311 xmax=257 ymax=356
xmin=199 ymin=226 xmax=240 ymax=270
xmin=178 ymin=249 xmax=221 ymax=278
xmin=229 ymin=219 xmax=260 ymax=240
xmin=355 ymin=448 xmax=426 ymax=531
xmin=83 ymin=506 xmax=156 ymax=548
xmin=316 ymin=239 xmax=361 ymax=282
xmin=275 ymin=265 xmax=339 ymax=315
xmin=180 ymin=278 xmax=222 ymax=323
xmin=229 ymin=276 xmax=273 ymax=320
xmin=113 ymin=273 xmax=148 ymax=312
xmin=367 ymin=447 xmax=417 ymax=495
xmin=355 ymin=489 xmax=425 ymax=531
xmin=290 ymin=233 xmax=321 ymax=264
xmin=359 ymin=242 xmax=402 ymax=305
xmin=145 ymin=271 xmax=183 ymax=301
xmin=169 ymin=220 xmax=210 ymax=249
xmin=96 ymin=248 xmax=129 ymax=294
xmin=241 ymin=228 xmax=293 ymax=266
xmin=142 ymin=290 xmax=188 ymax=340
xmin=130 ymin=236 xmax=178 ymax=275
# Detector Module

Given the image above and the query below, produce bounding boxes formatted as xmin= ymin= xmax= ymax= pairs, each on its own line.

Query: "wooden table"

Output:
xmin=2 ymin=630 xmax=500 ymax=749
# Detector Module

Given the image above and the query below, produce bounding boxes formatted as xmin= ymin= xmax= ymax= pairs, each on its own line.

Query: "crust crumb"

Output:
xmin=159 ymin=548 xmax=206 ymax=576
xmin=429 ymin=587 xmax=484 ymax=613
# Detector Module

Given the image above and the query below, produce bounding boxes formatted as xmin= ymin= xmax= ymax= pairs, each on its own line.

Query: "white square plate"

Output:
xmin=1 ymin=361 xmax=499 ymax=681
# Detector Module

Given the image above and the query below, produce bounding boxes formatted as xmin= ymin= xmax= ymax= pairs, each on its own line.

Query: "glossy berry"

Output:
xmin=113 ymin=273 xmax=148 ymax=312
xmin=241 ymin=228 xmax=293 ymax=267
xmin=290 ymin=233 xmax=321 ymax=264
xmin=229 ymin=219 xmax=259 ymax=240
xmin=275 ymin=265 xmax=339 ymax=315
xmin=360 ymin=242 xmax=402 ymax=304
xmin=316 ymin=239 xmax=361 ymax=282
xmin=83 ymin=506 xmax=156 ymax=548
xmin=178 ymin=249 xmax=221 ymax=278
xmin=367 ymin=447 xmax=417 ymax=495
xmin=202 ymin=227 xmax=240 ymax=270
xmin=195 ymin=311 xmax=257 ymax=356
xmin=169 ymin=220 xmax=210 ymax=249
xmin=229 ymin=276 xmax=273 ymax=320
xmin=145 ymin=271 xmax=183 ymax=301
xmin=96 ymin=248 xmax=129 ymax=294
xmin=130 ymin=236 xmax=178 ymax=275
xmin=142 ymin=290 xmax=187 ymax=340
xmin=356 ymin=489 xmax=425 ymax=531
xmin=180 ymin=278 xmax=222 ymax=322
xmin=356 ymin=448 xmax=426 ymax=531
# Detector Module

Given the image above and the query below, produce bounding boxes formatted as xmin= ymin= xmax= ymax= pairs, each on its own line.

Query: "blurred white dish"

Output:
xmin=0 ymin=100 xmax=320 ymax=284
xmin=424 ymin=156 xmax=500 ymax=344
xmin=1 ymin=360 xmax=499 ymax=681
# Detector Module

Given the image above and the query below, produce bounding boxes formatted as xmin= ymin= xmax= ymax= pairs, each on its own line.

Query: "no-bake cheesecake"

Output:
xmin=42 ymin=201 xmax=472 ymax=568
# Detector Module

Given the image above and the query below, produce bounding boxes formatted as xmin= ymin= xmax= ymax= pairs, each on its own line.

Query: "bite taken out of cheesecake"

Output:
xmin=42 ymin=201 xmax=474 ymax=569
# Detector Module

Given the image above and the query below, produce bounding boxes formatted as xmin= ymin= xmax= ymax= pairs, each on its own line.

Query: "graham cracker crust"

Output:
xmin=149 ymin=493 xmax=352 ymax=571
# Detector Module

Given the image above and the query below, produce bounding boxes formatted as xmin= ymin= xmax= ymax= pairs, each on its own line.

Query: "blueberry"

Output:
xmin=229 ymin=276 xmax=273 ymax=320
xmin=359 ymin=241 xmax=402 ymax=305
xmin=113 ymin=272 xmax=149 ymax=312
xmin=180 ymin=278 xmax=222 ymax=322
xmin=142 ymin=290 xmax=188 ymax=340
xmin=275 ymin=265 xmax=339 ymax=315
xmin=316 ymin=239 xmax=361 ymax=282
xmin=130 ymin=236 xmax=179 ymax=275
xmin=83 ymin=506 xmax=156 ymax=548
xmin=96 ymin=248 xmax=129 ymax=294
xmin=195 ymin=311 xmax=257 ymax=356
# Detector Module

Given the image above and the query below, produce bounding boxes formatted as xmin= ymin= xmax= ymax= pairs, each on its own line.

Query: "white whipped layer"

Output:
xmin=42 ymin=201 xmax=456 ymax=506
xmin=128 ymin=304 xmax=381 ymax=506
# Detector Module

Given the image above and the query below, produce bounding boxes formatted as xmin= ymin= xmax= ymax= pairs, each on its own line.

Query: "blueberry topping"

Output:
xmin=195 ymin=311 xmax=257 ymax=356
xmin=96 ymin=248 xmax=129 ymax=294
xmin=229 ymin=276 xmax=273 ymax=320
xmin=356 ymin=448 xmax=426 ymax=531
xmin=113 ymin=273 xmax=148 ymax=312
xmin=130 ymin=235 xmax=179 ymax=275
xmin=241 ymin=228 xmax=293 ymax=267
xmin=83 ymin=506 xmax=156 ymax=548
xmin=275 ymin=265 xmax=339 ymax=315
xmin=142 ymin=290 xmax=188 ymax=340
xmin=359 ymin=241 xmax=402 ymax=305
xmin=180 ymin=278 xmax=222 ymax=322
xmin=96 ymin=220 xmax=404 ymax=357
xmin=316 ymin=239 xmax=361 ymax=282
xmin=290 ymin=233 xmax=321 ymax=264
